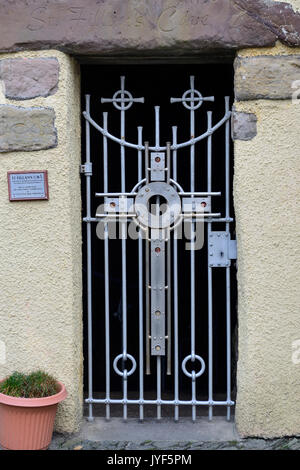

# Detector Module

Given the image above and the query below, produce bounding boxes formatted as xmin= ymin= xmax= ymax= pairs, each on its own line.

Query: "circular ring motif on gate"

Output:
xmin=182 ymin=354 xmax=206 ymax=378
xmin=182 ymin=89 xmax=203 ymax=110
xmin=135 ymin=182 xmax=181 ymax=229
xmin=112 ymin=90 xmax=134 ymax=110
xmin=113 ymin=354 xmax=137 ymax=377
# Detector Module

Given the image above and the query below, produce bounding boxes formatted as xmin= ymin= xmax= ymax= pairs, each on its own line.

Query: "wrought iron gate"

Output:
xmin=82 ymin=75 xmax=236 ymax=422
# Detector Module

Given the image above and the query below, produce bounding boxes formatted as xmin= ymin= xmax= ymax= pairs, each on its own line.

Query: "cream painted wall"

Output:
xmin=234 ymin=44 xmax=300 ymax=437
xmin=0 ymin=50 xmax=82 ymax=433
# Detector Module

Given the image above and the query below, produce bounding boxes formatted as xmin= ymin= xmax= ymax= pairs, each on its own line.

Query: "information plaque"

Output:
xmin=7 ymin=170 xmax=49 ymax=201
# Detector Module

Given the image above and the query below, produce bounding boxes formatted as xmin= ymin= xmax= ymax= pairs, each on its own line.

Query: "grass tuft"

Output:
xmin=0 ymin=371 xmax=58 ymax=398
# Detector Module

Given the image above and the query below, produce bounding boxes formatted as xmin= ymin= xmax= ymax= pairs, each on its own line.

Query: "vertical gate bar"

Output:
xmin=103 ymin=112 xmax=111 ymax=420
xmin=120 ymin=76 xmax=126 ymax=194
xmin=145 ymin=142 xmax=151 ymax=375
xmin=172 ymin=127 xmax=177 ymax=181
xmin=123 ymin=371 xmax=128 ymax=422
xmin=225 ymin=97 xmax=232 ymax=421
xmin=120 ymin=76 xmax=128 ymax=421
xmin=157 ymin=356 xmax=161 ymax=419
xmin=156 ymin=195 xmax=162 ymax=420
xmin=166 ymin=142 xmax=172 ymax=376
xmin=145 ymin=233 xmax=151 ymax=375
xmin=85 ymin=95 xmax=94 ymax=422
xmin=166 ymin=141 xmax=171 ymax=184
xmin=167 ymin=234 xmax=171 ymax=376
xmin=145 ymin=141 xmax=150 ymax=184
xmin=172 ymin=128 xmax=179 ymax=421
xmin=138 ymin=127 xmax=144 ymax=420
xmin=192 ymin=372 xmax=196 ymax=422
xmin=190 ymin=77 xmax=196 ymax=422
xmin=207 ymin=111 xmax=213 ymax=421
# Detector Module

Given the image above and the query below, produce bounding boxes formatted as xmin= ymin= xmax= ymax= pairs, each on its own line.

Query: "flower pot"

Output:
xmin=0 ymin=380 xmax=67 ymax=450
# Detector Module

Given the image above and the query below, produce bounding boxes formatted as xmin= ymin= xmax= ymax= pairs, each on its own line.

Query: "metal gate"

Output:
xmin=82 ymin=75 xmax=236 ymax=422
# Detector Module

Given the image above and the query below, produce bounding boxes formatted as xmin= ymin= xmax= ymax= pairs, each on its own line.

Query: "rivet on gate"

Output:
xmin=155 ymin=345 xmax=161 ymax=351
xmin=155 ymin=156 xmax=161 ymax=162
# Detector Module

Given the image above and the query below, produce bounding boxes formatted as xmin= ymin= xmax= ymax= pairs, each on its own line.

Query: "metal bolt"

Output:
xmin=155 ymin=345 xmax=161 ymax=351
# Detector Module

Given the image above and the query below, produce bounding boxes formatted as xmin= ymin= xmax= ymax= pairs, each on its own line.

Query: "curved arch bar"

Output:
xmin=83 ymin=110 xmax=231 ymax=152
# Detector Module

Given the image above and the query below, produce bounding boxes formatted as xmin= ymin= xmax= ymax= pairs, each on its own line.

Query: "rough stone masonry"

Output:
xmin=0 ymin=0 xmax=299 ymax=55
xmin=0 ymin=57 xmax=59 ymax=100
xmin=0 ymin=105 xmax=57 ymax=152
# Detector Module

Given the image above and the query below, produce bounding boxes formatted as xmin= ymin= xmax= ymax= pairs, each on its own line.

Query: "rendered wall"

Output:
xmin=0 ymin=50 xmax=82 ymax=433
xmin=234 ymin=41 xmax=300 ymax=437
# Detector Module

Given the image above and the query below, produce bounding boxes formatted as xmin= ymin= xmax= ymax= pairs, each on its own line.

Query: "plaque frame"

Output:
xmin=7 ymin=170 xmax=49 ymax=201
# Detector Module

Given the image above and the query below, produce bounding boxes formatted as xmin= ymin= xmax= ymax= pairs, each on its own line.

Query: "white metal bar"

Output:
xmin=225 ymin=96 xmax=232 ymax=421
xmin=145 ymin=142 xmax=151 ymax=375
xmin=166 ymin=142 xmax=172 ymax=376
xmin=207 ymin=111 xmax=213 ymax=421
xmin=85 ymin=95 xmax=94 ymax=423
xmin=96 ymin=192 xmax=137 ymax=197
xmin=178 ymin=192 xmax=221 ymax=196
xmin=172 ymin=128 xmax=179 ymax=422
xmin=83 ymin=110 xmax=231 ymax=151
xmin=189 ymin=77 xmax=196 ymax=421
xmin=157 ymin=356 xmax=161 ymax=420
xmin=103 ymin=112 xmax=111 ymax=421
xmin=172 ymin=127 xmax=177 ymax=181
xmin=138 ymin=126 xmax=144 ymax=421
xmin=155 ymin=196 xmax=162 ymax=420
xmin=120 ymin=77 xmax=128 ymax=421
xmin=83 ymin=216 xmax=233 ymax=223
xmin=86 ymin=398 xmax=234 ymax=406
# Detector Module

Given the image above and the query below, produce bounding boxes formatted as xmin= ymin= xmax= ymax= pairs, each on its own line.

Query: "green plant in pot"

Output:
xmin=0 ymin=370 xmax=67 ymax=450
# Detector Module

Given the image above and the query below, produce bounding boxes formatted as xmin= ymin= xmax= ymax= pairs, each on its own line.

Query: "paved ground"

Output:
xmin=49 ymin=418 xmax=300 ymax=450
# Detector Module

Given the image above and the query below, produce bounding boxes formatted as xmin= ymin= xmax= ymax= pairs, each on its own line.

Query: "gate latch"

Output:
xmin=80 ymin=162 xmax=93 ymax=176
xmin=208 ymin=232 xmax=237 ymax=267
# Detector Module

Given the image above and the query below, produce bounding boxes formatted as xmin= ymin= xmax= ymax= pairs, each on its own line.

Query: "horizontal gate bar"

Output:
xmin=83 ymin=216 xmax=234 ymax=223
xmin=95 ymin=191 xmax=221 ymax=197
xmin=85 ymin=398 xmax=235 ymax=406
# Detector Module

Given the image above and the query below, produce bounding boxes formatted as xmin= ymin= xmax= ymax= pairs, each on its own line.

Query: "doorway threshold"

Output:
xmin=60 ymin=416 xmax=239 ymax=446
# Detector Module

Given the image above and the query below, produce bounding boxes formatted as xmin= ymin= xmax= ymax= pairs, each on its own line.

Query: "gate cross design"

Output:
xmin=82 ymin=75 xmax=236 ymax=423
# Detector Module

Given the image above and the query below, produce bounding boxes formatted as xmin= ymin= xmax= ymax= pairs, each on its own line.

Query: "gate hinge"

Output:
xmin=208 ymin=232 xmax=237 ymax=267
xmin=80 ymin=162 xmax=93 ymax=176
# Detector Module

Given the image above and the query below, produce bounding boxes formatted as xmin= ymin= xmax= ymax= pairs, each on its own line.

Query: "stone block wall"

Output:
xmin=233 ymin=42 xmax=300 ymax=437
xmin=0 ymin=50 xmax=82 ymax=433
